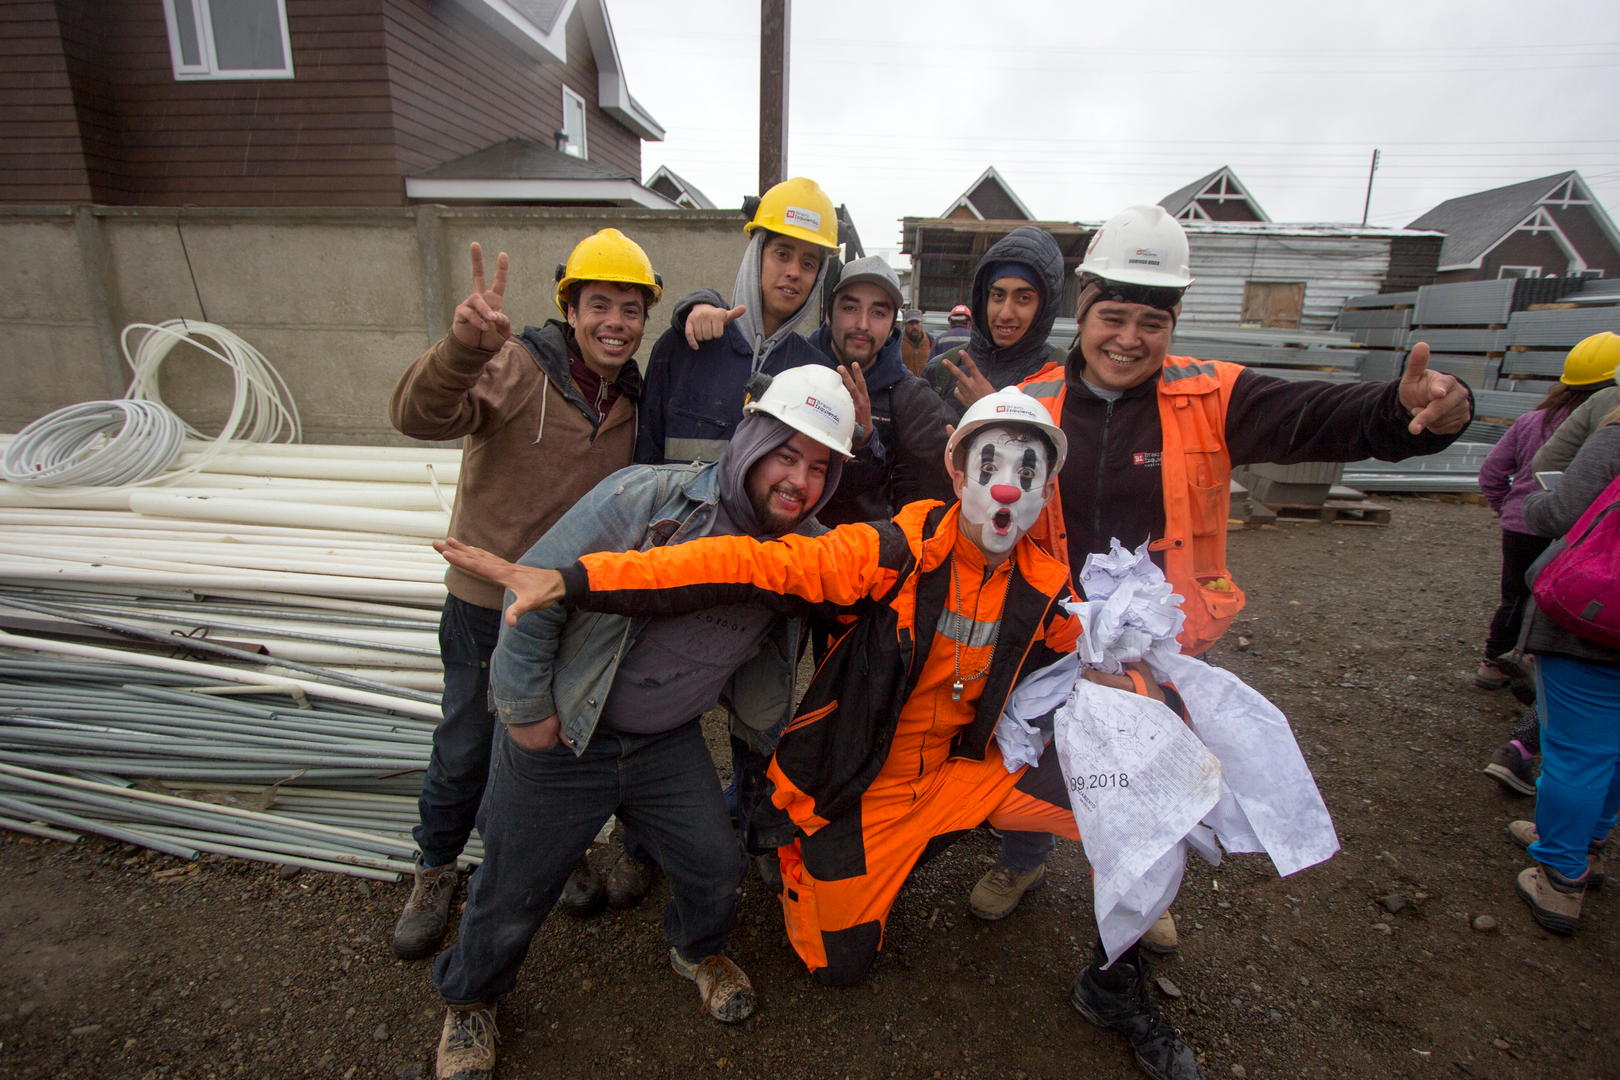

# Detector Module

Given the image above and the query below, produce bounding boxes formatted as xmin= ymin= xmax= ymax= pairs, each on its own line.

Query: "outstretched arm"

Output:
xmin=435 ymin=538 xmax=565 ymax=626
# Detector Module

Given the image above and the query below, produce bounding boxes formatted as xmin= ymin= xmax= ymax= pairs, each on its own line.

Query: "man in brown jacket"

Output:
xmin=387 ymin=229 xmax=661 ymax=960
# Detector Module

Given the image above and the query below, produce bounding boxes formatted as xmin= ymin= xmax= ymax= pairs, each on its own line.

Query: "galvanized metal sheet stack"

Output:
xmin=1338 ymin=275 xmax=1620 ymax=491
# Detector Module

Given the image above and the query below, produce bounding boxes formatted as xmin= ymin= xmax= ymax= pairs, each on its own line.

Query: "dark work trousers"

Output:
xmin=413 ymin=595 xmax=502 ymax=869
xmin=1485 ymin=529 xmax=1553 ymax=662
xmin=433 ymin=720 xmax=745 ymax=1006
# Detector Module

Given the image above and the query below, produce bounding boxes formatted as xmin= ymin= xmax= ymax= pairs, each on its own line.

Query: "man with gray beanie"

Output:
xmin=808 ymin=256 xmax=954 ymax=528
xmin=426 ymin=366 xmax=854 ymax=1080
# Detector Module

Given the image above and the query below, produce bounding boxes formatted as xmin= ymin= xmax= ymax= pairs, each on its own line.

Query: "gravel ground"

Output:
xmin=1 ymin=495 xmax=1614 ymax=1080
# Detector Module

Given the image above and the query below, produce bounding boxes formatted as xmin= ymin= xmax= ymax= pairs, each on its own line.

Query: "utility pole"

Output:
xmin=758 ymin=0 xmax=790 ymax=193
xmin=1360 ymin=148 xmax=1380 ymax=227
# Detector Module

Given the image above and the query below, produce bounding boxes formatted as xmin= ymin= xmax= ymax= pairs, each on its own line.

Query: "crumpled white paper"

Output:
xmin=997 ymin=539 xmax=1338 ymax=964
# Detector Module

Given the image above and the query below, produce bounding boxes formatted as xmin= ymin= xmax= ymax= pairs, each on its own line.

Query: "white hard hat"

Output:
xmin=1077 ymin=205 xmax=1194 ymax=289
xmin=946 ymin=387 xmax=1067 ymax=473
xmin=743 ymin=364 xmax=856 ymax=458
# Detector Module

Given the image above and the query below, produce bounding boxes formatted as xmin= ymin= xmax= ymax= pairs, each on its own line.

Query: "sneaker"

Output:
xmin=435 ymin=1003 xmax=497 ymax=1080
xmin=605 ymin=851 xmax=658 ymax=909
xmin=392 ymin=861 xmax=458 ymax=960
xmin=1474 ymin=660 xmax=1509 ymax=690
xmin=1484 ymin=743 xmax=1537 ymax=797
xmin=669 ymin=948 xmax=756 ymax=1023
xmin=1515 ymin=864 xmax=1585 ymax=935
xmin=1071 ymin=956 xmax=1206 ymax=1080
xmin=1140 ymin=910 xmax=1179 ymax=955
xmin=1506 ymin=821 xmax=1606 ymax=888
xmin=556 ymin=856 xmax=606 ymax=918
xmin=969 ymin=862 xmax=1047 ymax=920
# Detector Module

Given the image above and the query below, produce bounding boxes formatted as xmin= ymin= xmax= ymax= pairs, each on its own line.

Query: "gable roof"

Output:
xmin=939 ymin=166 xmax=1034 ymax=220
xmin=1158 ymin=166 xmax=1269 ymax=222
xmin=646 ymin=165 xmax=716 ymax=209
xmin=405 ymin=138 xmax=677 ymax=207
xmin=447 ymin=0 xmax=663 ymax=140
xmin=1404 ymin=171 xmax=1620 ymax=270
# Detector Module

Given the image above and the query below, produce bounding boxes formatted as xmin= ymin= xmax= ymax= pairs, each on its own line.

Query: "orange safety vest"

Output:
xmin=1020 ymin=356 xmax=1246 ymax=656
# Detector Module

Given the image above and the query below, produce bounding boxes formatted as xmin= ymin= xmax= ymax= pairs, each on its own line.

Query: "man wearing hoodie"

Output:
xmin=808 ymin=258 xmax=955 ymax=528
xmin=916 ymin=224 xmax=1074 ymax=918
xmin=637 ymin=177 xmax=841 ymax=467
xmin=427 ymin=368 xmax=856 ymax=1080
xmin=386 ymin=230 xmax=660 ymax=963
xmin=922 ymin=225 xmax=1067 ymax=420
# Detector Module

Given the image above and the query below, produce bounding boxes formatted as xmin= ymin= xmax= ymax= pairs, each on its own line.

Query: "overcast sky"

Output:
xmin=608 ymin=0 xmax=1620 ymax=264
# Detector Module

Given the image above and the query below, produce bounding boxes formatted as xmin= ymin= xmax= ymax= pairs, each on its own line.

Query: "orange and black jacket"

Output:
xmin=558 ymin=500 xmax=1078 ymax=832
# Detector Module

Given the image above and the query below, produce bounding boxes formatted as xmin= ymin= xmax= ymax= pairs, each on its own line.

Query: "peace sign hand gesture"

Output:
xmin=451 ymin=242 xmax=512 ymax=352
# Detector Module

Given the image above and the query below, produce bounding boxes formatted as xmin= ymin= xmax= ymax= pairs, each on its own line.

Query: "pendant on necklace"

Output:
xmin=951 ymin=679 xmax=964 ymax=701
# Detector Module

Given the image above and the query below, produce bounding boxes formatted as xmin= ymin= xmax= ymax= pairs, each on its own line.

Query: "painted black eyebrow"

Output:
xmin=1020 ymin=446 xmax=1038 ymax=490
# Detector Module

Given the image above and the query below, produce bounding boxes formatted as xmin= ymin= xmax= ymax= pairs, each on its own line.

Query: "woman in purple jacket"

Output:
xmin=1477 ymin=351 xmax=1616 ymax=792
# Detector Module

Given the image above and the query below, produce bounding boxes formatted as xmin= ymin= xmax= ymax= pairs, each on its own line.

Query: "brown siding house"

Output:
xmin=1 ymin=0 xmax=664 ymax=208
xmin=1409 ymin=172 xmax=1620 ymax=285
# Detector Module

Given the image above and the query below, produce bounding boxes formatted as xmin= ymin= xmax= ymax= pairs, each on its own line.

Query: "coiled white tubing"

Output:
xmin=0 ymin=321 xmax=302 ymax=491
xmin=1 ymin=399 xmax=186 ymax=486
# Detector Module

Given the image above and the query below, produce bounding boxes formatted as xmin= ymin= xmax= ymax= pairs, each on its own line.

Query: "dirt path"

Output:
xmin=1 ymin=497 xmax=1612 ymax=1080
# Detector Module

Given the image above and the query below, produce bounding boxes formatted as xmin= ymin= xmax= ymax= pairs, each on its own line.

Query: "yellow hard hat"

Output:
xmin=554 ymin=228 xmax=662 ymax=314
xmin=743 ymin=177 xmax=839 ymax=251
xmin=1560 ymin=331 xmax=1620 ymax=386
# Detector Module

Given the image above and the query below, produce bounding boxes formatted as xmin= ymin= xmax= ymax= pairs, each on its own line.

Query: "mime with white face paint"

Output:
xmin=438 ymin=387 xmax=1206 ymax=1080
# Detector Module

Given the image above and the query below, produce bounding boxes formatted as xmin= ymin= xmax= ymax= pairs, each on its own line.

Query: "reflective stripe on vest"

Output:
xmin=1158 ymin=360 xmax=1217 ymax=384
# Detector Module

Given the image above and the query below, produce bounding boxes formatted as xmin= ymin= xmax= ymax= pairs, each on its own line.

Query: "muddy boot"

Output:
xmin=556 ymin=856 xmax=606 ymax=918
xmin=968 ymin=862 xmax=1046 ymax=920
xmin=392 ymin=861 xmax=459 ymax=960
xmin=1071 ymin=944 xmax=1205 ymax=1080
xmin=605 ymin=850 xmax=658 ymax=909
xmin=1140 ymin=910 xmax=1180 ymax=955
xmin=1515 ymin=863 xmax=1586 ymax=935
xmin=670 ymin=948 xmax=756 ymax=1023
xmin=435 ymin=1002 xmax=497 ymax=1080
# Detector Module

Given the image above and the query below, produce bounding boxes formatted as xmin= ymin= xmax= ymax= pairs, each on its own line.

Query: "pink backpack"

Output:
xmin=1533 ymin=470 xmax=1620 ymax=649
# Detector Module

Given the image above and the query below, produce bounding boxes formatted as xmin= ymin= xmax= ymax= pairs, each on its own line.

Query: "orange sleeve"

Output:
xmin=572 ymin=521 xmax=906 ymax=615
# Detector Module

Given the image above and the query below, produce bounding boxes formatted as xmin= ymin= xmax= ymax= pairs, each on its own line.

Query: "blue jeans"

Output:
xmin=999 ymin=829 xmax=1055 ymax=874
xmin=1529 ymin=654 xmax=1620 ymax=879
xmin=413 ymin=596 xmax=501 ymax=868
xmin=433 ymin=719 xmax=745 ymax=1005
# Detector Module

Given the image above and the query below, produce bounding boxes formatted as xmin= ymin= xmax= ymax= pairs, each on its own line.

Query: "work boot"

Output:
xmin=556 ymin=856 xmax=606 ymax=917
xmin=1473 ymin=660 xmax=1509 ymax=690
xmin=435 ymin=1002 xmax=497 ymax=1080
xmin=969 ymin=862 xmax=1046 ymax=920
xmin=1515 ymin=864 xmax=1586 ymax=935
xmin=669 ymin=948 xmax=756 ymax=1023
xmin=1071 ymin=950 xmax=1205 ymax=1080
xmin=605 ymin=851 xmax=659 ymax=909
xmin=1484 ymin=742 xmax=1537 ymax=797
xmin=392 ymin=861 xmax=458 ymax=960
xmin=1507 ymin=821 xmax=1606 ymax=888
xmin=1140 ymin=910 xmax=1180 ymax=955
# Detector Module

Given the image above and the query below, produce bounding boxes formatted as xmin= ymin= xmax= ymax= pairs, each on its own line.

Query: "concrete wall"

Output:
xmin=0 ymin=205 xmax=747 ymax=445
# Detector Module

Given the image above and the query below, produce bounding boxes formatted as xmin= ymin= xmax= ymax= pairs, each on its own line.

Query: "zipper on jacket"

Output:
xmin=1089 ymin=398 xmax=1116 ymax=545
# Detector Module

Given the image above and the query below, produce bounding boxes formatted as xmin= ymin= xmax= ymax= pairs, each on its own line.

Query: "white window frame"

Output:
xmin=162 ymin=0 xmax=295 ymax=81
xmin=559 ymin=87 xmax=588 ymax=159
xmin=1497 ymin=265 xmax=1543 ymax=279
xmin=1579 ymin=268 xmax=1606 ymax=279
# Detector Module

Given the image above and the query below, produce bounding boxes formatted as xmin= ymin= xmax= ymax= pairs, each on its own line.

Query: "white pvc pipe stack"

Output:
xmin=0 ymin=352 xmax=495 ymax=877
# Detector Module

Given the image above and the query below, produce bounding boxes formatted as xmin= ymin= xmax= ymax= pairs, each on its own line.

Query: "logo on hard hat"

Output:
xmin=1128 ymin=248 xmax=1163 ymax=266
xmin=784 ymin=206 xmax=822 ymax=231
xmin=805 ymin=395 xmax=840 ymax=423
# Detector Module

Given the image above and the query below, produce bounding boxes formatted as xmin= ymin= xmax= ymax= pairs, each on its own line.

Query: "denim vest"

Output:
xmin=489 ymin=462 xmax=809 ymax=754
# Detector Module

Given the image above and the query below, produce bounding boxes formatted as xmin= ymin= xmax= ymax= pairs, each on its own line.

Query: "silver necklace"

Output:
xmin=951 ymin=561 xmax=1010 ymax=701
